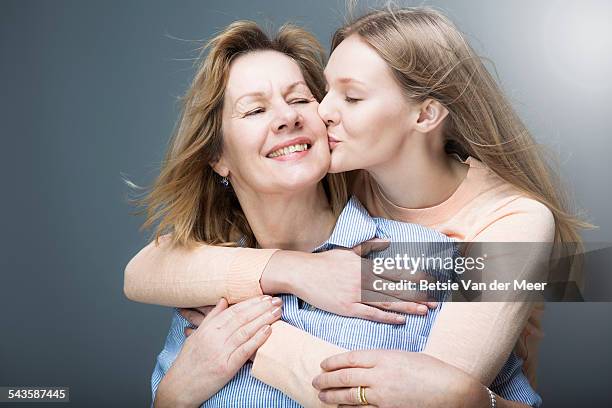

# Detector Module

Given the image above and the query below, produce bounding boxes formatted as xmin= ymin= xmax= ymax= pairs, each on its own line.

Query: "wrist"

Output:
xmin=260 ymin=250 xmax=305 ymax=295
xmin=156 ymin=369 xmax=200 ymax=408
xmin=460 ymin=378 xmax=493 ymax=408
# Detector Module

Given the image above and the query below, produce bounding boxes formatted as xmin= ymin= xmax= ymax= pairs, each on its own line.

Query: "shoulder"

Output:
xmin=464 ymin=158 xmax=555 ymax=242
xmin=470 ymin=194 xmax=556 ymax=243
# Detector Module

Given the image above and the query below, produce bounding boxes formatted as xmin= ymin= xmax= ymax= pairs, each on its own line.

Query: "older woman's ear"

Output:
xmin=210 ymin=158 xmax=230 ymax=178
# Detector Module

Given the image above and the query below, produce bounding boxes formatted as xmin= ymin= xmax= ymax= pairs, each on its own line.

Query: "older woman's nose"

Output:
xmin=318 ymin=94 xmax=339 ymax=126
xmin=271 ymin=106 xmax=303 ymax=133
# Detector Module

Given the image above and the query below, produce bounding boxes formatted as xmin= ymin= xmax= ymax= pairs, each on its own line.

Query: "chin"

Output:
xmin=328 ymin=155 xmax=355 ymax=174
xmin=277 ymin=168 xmax=326 ymax=191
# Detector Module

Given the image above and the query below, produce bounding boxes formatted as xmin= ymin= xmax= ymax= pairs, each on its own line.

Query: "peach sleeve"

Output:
xmin=123 ymin=235 xmax=279 ymax=307
xmin=422 ymin=200 xmax=555 ymax=385
xmin=252 ymin=321 xmax=345 ymax=407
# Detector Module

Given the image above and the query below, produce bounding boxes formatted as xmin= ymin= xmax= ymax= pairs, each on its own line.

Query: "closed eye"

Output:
xmin=344 ymin=96 xmax=361 ymax=104
xmin=290 ymin=99 xmax=312 ymax=104
xmin=244 ymin=108 xmax=265 ymax=117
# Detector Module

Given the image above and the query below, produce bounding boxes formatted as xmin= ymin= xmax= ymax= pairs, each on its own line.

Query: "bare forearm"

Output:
xmin=154 ymin=375 xmax=198 ymax=408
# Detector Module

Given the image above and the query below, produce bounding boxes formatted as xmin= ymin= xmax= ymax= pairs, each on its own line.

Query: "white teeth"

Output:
xmin=268 ymin=143 xmax=309 ymax=158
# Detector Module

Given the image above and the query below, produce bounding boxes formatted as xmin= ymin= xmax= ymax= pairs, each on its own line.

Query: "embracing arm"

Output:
xmin=124 ymin=234 xmax=278 ymax=306
xmin=422 ymin=199 xmax=555 ymax=386
xmin=124 ymin=236 xmax=420 ymax=321
xmin=254 ymin=328 xmax=538 ymax=408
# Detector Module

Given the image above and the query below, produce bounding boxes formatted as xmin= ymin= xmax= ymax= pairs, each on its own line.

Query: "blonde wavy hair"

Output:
xmin=136 ymin=21 xmax=347 ymax=248
xmin=333 ymin=7 xmax=590 ymax=286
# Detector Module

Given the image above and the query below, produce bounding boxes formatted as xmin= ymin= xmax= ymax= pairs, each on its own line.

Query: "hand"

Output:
xmin=262 ymin=240 xmax=436 ymax=325
xmin=178 ymin=299 xmax=281 ymax=361
xmin=154 ymin=296 xmax=283 ymax=407
xmin=312 ymin=349 xmax=488 ymax=408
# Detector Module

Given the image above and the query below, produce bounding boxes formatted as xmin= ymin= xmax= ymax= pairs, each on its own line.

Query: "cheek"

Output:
xmin=343 ymin=102 xmax=390 ymax=145
xmin=223 ymin=123 xmax=267 ymax=170
xmin=303 ymin=105 xmax=327 ymax=136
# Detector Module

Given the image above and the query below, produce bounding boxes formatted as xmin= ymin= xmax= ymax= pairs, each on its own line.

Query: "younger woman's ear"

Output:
xmin=415 ymin=99 xmax=449 ymax=132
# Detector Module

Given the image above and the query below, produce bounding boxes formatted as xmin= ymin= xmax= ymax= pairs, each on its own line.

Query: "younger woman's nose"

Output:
xmin=318 ymin=94 xmax=339 ymax=126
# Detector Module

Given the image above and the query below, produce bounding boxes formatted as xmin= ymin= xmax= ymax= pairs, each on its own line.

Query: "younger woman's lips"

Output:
xmin=328 ymin=136 xmax=340 ymax=149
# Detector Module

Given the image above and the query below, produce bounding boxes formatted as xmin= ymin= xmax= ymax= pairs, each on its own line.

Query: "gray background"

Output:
xmin=1 ymin=0 xmax=611 ymax=406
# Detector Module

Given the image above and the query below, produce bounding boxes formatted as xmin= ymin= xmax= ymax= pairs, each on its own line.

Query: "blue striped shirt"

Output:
xmin=151 ymin=196 xmax=541 ymax=407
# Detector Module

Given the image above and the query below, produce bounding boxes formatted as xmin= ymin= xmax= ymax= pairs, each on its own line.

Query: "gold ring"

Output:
xmin=357 ymin=385 xmax=368 ymax=405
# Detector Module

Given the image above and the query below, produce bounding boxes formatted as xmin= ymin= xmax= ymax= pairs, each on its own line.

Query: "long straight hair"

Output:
xmin=332 ymin=7 xmax=590 ymax=285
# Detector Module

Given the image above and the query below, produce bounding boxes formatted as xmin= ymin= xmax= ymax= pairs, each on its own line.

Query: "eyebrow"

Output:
xmin=337 ymin=77 xmax=366 ymax=86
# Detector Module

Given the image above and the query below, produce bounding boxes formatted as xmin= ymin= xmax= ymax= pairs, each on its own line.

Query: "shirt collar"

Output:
xmin=314 ymin=196 xmax=377 ymax=252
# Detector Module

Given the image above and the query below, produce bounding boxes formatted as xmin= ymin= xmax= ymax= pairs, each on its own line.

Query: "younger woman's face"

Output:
xmin=318 ymin=34 xmax=417 ymax=173
xmin=217 ymin=51 xmax=330 ymax=196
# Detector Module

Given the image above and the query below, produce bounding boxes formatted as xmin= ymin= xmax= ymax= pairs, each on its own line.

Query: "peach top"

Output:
xmin=124 ymin=157 xmax=554 ymax=407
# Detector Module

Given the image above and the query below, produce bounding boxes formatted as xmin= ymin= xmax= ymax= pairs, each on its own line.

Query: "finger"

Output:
xmin=321 ymin=350 xmax=378 ymax=371
xmin=195 ymin=305 xmax=215 ymax=315
xmin=178 ymin=308 xmax=206 ymax=327
xmin=349 ymin=302 xmax=406 ymax=324
xmin=206 ymin=298 xmax=229 ymax=321
xmin=376 ymin=268 xmax=431 ymax=284
xmin=318 ymin=385 xmax=378 ymax=406
xmin=214 ymin=295 xmax=279 ymax=329
xmin=338 ymin=405 xmax=375 ymax=408
xmin=312 ymin=368 xmax=371 ymax=390
xmin=184 ymin=327 xmax=195 ymax=337
xmin=227 ymin=324 xmax=272 ymax=370
xmin=363 ymin=301 xmax=431 ymax=315
xmin=318 ymin=388 xmax=361 ymax=405
xmin=226 ymin=303 xmax=283 ymax=349
xmin=362 ymin=285 xmax=431 ymax=303
xmin=352 ymin=238 xmax=390 ymax=257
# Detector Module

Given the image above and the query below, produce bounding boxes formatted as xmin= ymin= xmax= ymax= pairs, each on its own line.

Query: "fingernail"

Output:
xmin=417 ymin=305 xmax=428 ymax=314
xmin=261 ymin=295 xmax=272 ymax=301
xmin=395 ymin=314 xmax=406 ymax=323
xmin=271 ymin=306 xmax=282 ymax=317
xmin=428 ymin=301 xmax=438 ymax=308
xmin=271 ymin=297 xmax=282 ymax=306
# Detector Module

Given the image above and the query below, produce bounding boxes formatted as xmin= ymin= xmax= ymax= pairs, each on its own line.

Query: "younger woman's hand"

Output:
xmin=312 ymin=349 xmax=487 ymax=408
xmin=154 ymin=296 xmax=282 ymax=407
xmin=262 ymin=244 xmax=436 ymax=325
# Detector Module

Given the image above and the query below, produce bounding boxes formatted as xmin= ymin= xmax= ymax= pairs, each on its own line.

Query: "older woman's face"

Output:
xmin=216 ymin=51 xmax=329 ymax=196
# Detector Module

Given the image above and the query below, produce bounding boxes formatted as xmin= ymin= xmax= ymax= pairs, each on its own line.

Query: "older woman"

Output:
xmin=131 ymin=20 xmax=541 ymax=408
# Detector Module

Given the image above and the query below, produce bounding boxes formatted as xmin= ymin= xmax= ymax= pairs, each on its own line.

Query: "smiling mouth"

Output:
xmin=267 ymin=143 xmax=311 ymax=158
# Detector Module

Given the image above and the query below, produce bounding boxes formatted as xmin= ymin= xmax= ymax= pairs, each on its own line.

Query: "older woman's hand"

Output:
xmin=312 ymin=349 xmax=491 ymax=408
xmin=154 ymin=296 xmax=282 ymax=408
